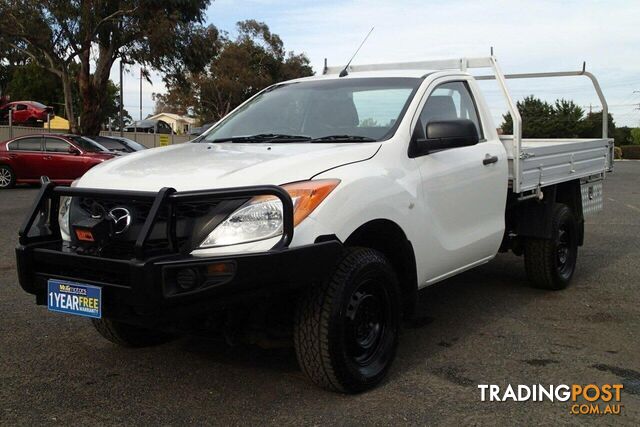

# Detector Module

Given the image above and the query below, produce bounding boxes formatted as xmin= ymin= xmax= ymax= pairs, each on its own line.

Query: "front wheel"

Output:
xmin=524 ymin=203 xmax=578 ymax=290
xmin=294 ymin=247 xmax=401 ymax=393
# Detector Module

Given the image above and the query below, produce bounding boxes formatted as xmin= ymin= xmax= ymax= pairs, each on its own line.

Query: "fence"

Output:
xmin=0 ymin=125 xmax=191 ymax=148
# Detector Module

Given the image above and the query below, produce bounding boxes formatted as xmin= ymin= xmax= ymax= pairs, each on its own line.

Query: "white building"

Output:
xmin=146 ymin=113 xmax=197 ymax=135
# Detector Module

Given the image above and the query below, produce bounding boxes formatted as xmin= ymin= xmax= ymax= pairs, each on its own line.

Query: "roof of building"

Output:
xmin=147 ymin=112 xmax=196 ymax=124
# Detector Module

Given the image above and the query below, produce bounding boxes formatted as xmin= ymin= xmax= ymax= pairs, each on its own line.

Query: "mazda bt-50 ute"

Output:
xmin=16 ymin=56 xmax=613 ymax=393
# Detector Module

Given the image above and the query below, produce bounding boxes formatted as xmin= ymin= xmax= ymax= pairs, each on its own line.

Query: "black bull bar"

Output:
xmin=15 ymin=182 xmax=342 ymax=320
xmin=18 ymin=182 xmax=295 ymax=256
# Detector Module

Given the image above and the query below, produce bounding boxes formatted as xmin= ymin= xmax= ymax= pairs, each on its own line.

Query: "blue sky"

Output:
xmin=114 ymin=0 xmax=640 ymax=127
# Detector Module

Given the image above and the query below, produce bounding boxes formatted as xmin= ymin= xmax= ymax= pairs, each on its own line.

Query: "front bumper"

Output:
xmin=16 ymin=240 xmax=341 ymax=323
xmin=15 ymin=183 xmax=342 ymax=325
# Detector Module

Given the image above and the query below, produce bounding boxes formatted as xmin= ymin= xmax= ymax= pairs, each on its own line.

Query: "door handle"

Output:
xmin=483 ymin=155 xmax=498 ymax=166
xmin=8 ymin=154 xmax=17 ymax=159
xmin=43 ymin=156 xmax=52 ymax=160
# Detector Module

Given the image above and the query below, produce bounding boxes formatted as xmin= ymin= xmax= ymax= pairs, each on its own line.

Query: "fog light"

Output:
xmin=176 ymin=268 xmax=199 ymax=290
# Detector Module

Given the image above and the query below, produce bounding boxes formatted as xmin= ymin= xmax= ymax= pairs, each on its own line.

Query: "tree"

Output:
xmin=5 ymin=62 xmax=67 ymax=114
xmin=578 ymin=111 xmax=615 ymax=139
xmin=154 ymin=20 xmax=313 ymax=123
xmin=499 ymin=96 xmax=616 ymax=139
xmin=552 ymin=99 xmax=584 ymax=138
xmin=613 ymin=126 xmax=633 ymax=146
xmin=152 ymin=91 xmax=191 ymax=116
xmin=103 ymin=80 xmax=132 ymax=129
xmin=631 ymin=128 xmax=640 ymax=145
xmin=4 ymin=61 xmax=130 ymax=127
xmin=0 ymin=0 xmax=215 ymax=135
xmin=0 ymin=40 xmax=28 ymax=102
xmin=501 ymin=96 xmax=555 ymax=138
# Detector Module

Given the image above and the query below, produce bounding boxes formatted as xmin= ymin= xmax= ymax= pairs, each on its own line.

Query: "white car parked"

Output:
xmin=17 ymin=56 xmax=613 ymax=392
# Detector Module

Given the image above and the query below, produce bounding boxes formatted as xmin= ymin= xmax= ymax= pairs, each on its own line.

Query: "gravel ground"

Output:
xmin=0 ymin=162 xmax=638 ymax=426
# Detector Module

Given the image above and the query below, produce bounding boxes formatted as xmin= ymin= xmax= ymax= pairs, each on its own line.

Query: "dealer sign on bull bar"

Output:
xmin=47 ymin=279 xmax=102 ymax=319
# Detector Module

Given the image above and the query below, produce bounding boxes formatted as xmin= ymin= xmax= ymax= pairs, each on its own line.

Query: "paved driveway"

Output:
xmin=1 ymin=162 xmax=638 ymax=425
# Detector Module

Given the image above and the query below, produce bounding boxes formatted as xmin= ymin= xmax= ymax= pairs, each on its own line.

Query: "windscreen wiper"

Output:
xmin=310 ymin=135 xmax=377 ymax=143
xmin=209 ymin=133 xmax=312 ymax=143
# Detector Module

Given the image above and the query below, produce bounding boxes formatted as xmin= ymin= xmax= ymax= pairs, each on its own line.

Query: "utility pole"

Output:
xmin=139 ymin=67 xmax=143 ymax=121
xmin=119 ymin=59 xmax=124 ymax=136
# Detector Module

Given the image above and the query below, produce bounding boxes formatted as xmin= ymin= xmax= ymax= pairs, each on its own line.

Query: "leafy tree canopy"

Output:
xmin=0 ymin=0 xmax=214 ymax=135
xmin=3 ymin=61 xmax=131 ymax=127
xmin=5 ymin=62 xmax=64 ymax=110
xmin=631 ymin=128 xmax=640 ymax=145
xmin=0 ymin=40 xmax=29 ymax=101
xmin=154 ymin=20 xmax=313 ymax=123
xmin=578 ymin=111 xmax=616 ymax=139
xmin=614 ymin=126 xmax=633 ymax=145
xmin=500 ymin=96 xmax=616 ymax=139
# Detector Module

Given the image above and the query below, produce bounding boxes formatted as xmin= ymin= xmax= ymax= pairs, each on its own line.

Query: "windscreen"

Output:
xmin=68 ymin=136 xmax=109 ymax=153
xmin=201 ymin=77 xmax=421 ymax=142
xmin=118 ymin=137 xmax=147 ymax=151
xmin=93 ymin=137 xmax=128 ymax=152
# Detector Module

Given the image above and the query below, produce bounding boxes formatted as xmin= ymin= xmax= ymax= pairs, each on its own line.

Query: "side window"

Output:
xmin=419 ymin=81 xmax=483 ymax=139
xmin=11 ymin=137 xmax=42 ymax=151
xmin=159 ymin=121 xmax=172 ymax=133
xmin=45 ymin=137 xmax=71 ymax=153
xmin=16 ymin=104 xmax=28 ymax=111
xmin=352 ymin=88 xmax=414 ymax=128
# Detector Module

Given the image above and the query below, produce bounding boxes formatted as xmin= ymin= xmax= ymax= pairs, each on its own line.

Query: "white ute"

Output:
xmin=17 ymin=56 xmax=613 ymax=393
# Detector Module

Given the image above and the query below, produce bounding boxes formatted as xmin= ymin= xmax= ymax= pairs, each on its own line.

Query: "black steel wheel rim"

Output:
xmin=556 ymin=224 xmax=575 ymax=279
xmin=344 ymin=276 xmax=392 ymax=367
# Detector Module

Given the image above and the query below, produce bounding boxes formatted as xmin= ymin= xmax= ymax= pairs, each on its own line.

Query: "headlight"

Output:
xmin=199 ymin=179 xmax=340 ymax=248
xmin=59 ymin=196 xmax=72 ymax=241
xmin=59 ymin=180 xmax=78 ymax=241
xmin=200 ymin=197 xmax=284 ymax=247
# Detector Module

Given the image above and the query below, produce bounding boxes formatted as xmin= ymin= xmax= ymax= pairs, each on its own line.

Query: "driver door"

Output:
xmin=413 ymin=79 xmax=507 ymax=282
xmin=42 ymin=136 xmax=87 ymax=181
xmin=13 ymin=104 xmax=29 ymax=123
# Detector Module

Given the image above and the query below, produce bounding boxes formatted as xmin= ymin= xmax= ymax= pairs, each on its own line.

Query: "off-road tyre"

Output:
xmin=91 ymin=318 xmax=174 ymax=347
xmin=524 ymin=203 xmax=578 ymax=290
xmin=294 ymin=247 xmax=401 ymax=393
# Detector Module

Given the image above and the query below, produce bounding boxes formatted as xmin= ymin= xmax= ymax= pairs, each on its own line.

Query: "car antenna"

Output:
xmin=339 ymin=27 xmax=375 ymax=77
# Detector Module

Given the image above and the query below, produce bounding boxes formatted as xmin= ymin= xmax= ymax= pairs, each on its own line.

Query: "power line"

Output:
xmin=477 ymin=79 xmax=640 ymax=96
xmin=579 ymin=103 xmax=640 ymax=109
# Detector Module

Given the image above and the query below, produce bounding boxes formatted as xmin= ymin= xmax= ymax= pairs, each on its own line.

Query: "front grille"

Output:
xmin=70 ymin=197 xmax=231 ymax=259
xmin=79 ymin=197 xmax=153 ymax=221
xmin=78 ymin=198 xmax=221 ymax=222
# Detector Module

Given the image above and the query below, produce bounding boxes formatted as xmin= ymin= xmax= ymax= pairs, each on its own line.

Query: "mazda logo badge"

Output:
xmin=109 ymin=207 xmax=132 ymax=235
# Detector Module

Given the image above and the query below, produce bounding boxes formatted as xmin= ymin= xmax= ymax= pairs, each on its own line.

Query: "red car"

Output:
xmin=0 ymin=101 xmax=55 ymax=126
xmin=0 ymin=134 xmax=115 ymax=188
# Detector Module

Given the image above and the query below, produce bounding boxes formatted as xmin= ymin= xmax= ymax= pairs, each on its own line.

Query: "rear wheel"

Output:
xmin=0 ymin=165 xmax=15 ymax=189
xmin=524 ymin=203 xmax=578 ymax=290
xmin=91 ymin=318 xmax=174 ymax=347
xmin=294 ymin=247 xmax=401 ymax=393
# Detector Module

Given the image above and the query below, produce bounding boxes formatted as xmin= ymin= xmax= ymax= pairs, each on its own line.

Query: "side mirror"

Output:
xmin=68 ymin=146 xmax=80 ymax=155
xmin=409 ymin=119 xmax=479 ymax=157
